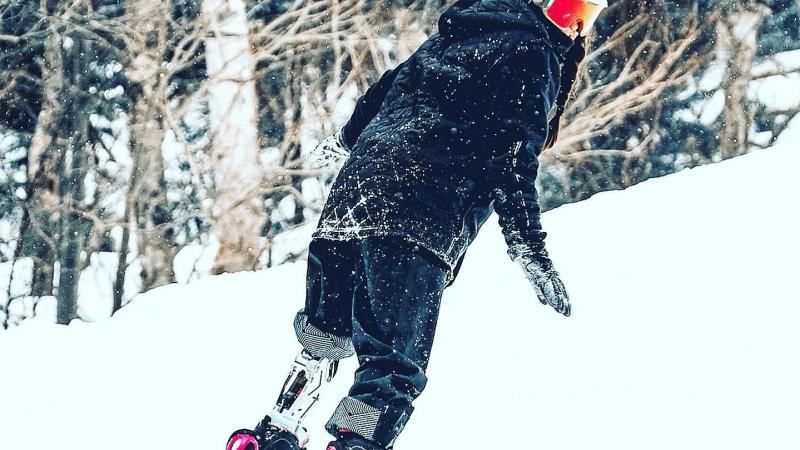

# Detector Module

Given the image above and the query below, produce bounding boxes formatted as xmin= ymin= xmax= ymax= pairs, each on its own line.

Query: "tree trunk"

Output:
xmin=718 ymin=5 xmax=769 ymax=159
xmin=202 ymin=0 xmax=265 ymax=274
xmin=130 ymin=101 xmax=176 ymax=291
xmin=1 ymin=207 xmax=28 ymax=328
xmin=22 ymin=2 xmax=64 ymax=298
xmin=52 ymin=27 xmax=93 ymax=325
xmin=112 ymin=216 xmax=132 ymax=314
xmin=123 ymin=0 xmax=177 ymax=295
xmin=56 ymin=124 xmax=91 ymax=325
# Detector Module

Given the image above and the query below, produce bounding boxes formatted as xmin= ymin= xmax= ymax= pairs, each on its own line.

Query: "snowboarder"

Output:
xmin=227 ymin=0 xmax=607 ymax=449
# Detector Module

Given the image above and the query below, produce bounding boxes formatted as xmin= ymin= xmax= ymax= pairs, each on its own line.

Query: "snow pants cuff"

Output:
xmin=325 ymin=396 xmax=412 ymax=449
xmin=294 ymin=310 xmax=355 ymax=360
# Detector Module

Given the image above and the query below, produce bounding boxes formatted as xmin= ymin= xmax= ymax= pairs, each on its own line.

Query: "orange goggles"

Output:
xmin=542 ymin=0 xmax=608 ymax=36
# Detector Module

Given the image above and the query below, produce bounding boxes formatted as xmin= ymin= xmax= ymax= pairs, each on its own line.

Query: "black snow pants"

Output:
xmin=293 ymin=236 xmax=449 ymax=448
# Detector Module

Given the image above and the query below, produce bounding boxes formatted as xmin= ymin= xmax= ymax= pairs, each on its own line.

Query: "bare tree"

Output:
xmin=13 ymin=0 xmax=118 ymax=323
xmin=203 ymin=0 xmax=264 ymax=274
xmin=113 ymin=0 xmax=190 ymax=312
xmin=22 ymin=0 xmax=63 ymax=300
xmin=717 ymin=2 xmax=771 ymax=159
xmin=537 ymin=0 xmax=799 ymax=207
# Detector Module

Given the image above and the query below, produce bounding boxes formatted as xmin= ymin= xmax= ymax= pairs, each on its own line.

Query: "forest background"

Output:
xmin=1 ymin=0 xmax=798 ymax=327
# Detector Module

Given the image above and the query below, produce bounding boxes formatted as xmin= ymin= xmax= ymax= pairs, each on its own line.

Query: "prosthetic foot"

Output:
xmin=226 ymin=311 xmax=355 ymax=450
xmin=227 ymin=350 xmax=338 ymax=450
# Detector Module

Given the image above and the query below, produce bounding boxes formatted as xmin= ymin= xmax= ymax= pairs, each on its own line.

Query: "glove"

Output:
xmin=307 ymin=129 xmax=350 ymax=168
xmin=511 ymin=247 xmax=571 ymax=317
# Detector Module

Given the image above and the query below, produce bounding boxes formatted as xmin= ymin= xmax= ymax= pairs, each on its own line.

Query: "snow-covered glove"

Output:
xmin=512 ymin=248 xmax=571 ymax=317
xmin=307 ymin=130 xmax=351 ymax=168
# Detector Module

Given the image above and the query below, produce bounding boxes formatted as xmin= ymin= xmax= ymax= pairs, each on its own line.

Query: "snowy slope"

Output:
xmin=1 ymin=143 xmax=799 ymax=450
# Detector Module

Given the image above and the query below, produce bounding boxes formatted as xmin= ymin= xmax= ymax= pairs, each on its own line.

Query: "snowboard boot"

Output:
xmin=325 ymin=432 xmax=387 ymax=450
xmin=227 ymin=416 xmax=302 ymax=450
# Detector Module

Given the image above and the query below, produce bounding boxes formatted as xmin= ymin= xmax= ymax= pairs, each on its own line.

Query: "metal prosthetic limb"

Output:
xmin=263 ymin=349 xmax=340 ymax=448
xmin=228 ymin=312 xmax=354 ymax=449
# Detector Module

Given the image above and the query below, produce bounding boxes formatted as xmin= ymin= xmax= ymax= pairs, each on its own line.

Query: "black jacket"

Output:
xmin=313 ymin=0 xmax=577 ymax=281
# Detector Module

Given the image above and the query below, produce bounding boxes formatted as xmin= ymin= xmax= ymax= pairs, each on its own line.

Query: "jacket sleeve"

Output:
xmin=543 ymin=36 xmax=585 ymax=150
xmin=488 ymin=43 xmax=560 ymax=264
xmin=339 ymin=60 xmax=409 ymax=149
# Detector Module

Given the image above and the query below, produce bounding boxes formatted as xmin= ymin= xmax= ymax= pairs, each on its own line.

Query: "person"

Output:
xmin=226 ymin=0 xmax=607 ymax=449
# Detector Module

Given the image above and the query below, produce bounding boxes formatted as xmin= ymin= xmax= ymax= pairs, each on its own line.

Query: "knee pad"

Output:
xmin=294 ymin=310 xmax=354 ymax=360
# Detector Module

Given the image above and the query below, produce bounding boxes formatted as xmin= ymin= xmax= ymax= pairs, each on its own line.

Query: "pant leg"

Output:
xmin=294 ymin=238 xmax=357 ymax=360
xmin=325 ymin=236 xmax=448 ymax=447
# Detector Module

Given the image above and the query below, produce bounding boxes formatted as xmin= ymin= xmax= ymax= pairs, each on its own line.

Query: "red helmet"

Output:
xmin=542 ymin=0 xmax=608 ymax=36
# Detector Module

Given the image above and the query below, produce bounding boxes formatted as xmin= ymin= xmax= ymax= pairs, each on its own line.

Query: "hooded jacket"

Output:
xmin=313 ymin=0 xmax=578 ymax=282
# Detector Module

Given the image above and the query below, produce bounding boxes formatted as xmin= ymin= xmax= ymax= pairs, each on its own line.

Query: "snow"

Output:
xmin=698 ymin=89 xmax=725 ymax=125
xmin=752 ymin=49 xmax=800 ymax=78
xmin=774 ymin=114 xmax=800 ymax=146
xmin=751 ymin=73 xmax=800 ymax=111
xmin=1 ymin=143 xmax=799 ymax=450
xmin=173 ymin=240 xmax=220 ymax=284
xmin=77 ymin=252 xmax=140 ymax=321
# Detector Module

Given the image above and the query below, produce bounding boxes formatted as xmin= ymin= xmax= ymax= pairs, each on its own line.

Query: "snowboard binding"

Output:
xmin=226 ymin=420 xmax=301 ymax=450
xmin=226 ymin=349 xmax=340 ymax=450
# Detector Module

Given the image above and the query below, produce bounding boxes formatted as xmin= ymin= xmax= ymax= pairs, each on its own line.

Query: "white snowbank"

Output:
xmin=1 ymin=144 xmax=798 ymax=450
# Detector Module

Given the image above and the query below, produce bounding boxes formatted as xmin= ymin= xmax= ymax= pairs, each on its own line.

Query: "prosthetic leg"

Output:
xmin=226 ymin=311 xmax=355 ymax=450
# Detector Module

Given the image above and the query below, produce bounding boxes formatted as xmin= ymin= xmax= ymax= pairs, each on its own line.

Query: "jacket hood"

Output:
xmin=437 ymin=0 xmax=574 ymax=54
